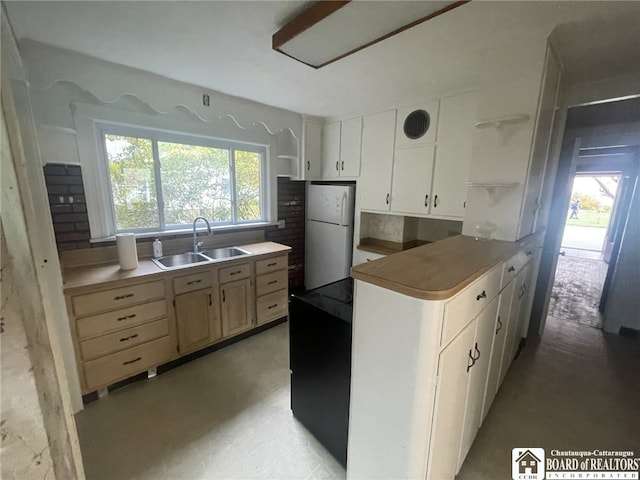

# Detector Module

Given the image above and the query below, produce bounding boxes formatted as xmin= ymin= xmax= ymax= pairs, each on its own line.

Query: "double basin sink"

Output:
xmin=152 ymin=246 xmax=252 ymax=270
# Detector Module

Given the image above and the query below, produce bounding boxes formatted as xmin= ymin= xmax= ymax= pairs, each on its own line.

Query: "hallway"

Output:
xmin=458 ymin=315 xmax=640 ymax=479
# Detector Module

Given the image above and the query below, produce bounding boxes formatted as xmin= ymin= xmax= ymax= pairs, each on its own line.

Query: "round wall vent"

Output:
xmin=403 ymin=110 xmax=430 ymax=140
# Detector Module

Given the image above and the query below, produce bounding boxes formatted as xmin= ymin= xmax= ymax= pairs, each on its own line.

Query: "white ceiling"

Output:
xmin=4 ymin=1 xmax=640 ymax=118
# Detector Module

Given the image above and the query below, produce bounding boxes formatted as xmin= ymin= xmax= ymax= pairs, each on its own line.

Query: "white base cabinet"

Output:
xmin=348 ymin=246 xmax=538 ymax=480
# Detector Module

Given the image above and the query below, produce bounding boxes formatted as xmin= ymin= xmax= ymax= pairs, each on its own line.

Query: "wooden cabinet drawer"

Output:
xmin=79 ymin=318 xmax=169 ymax=361
xmin=173 ymin=270 xmax=213 ymax=295
xmin=219 ymin=263 xmax=251 ymax=283
xmin=72 ymin=280 xmax=165 ymax=317
xmin=83 ymin=336 xmax=173 ymax=391
xmin=256 ymin=269 xmax=288 ymax=296
xmin=256 ymin=290 xmax=288 ymax=326
xmin=255 ymin=255 xmax=287 ymax=275
xmin=75 ymin=299 xmax=167 ymax=340
xmin=442 ymin=264 xmax=502 ymax=346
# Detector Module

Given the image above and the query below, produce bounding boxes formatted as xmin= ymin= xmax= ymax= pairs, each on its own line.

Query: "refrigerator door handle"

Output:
xmin=340 ymin=192 xmax=348 ymax=225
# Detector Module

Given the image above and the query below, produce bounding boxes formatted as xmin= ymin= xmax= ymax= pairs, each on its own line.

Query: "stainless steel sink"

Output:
xmin=152 ymin=252 xmax=210 ymax=269
xmin=201 ymin=246 xmax=251 ymax=260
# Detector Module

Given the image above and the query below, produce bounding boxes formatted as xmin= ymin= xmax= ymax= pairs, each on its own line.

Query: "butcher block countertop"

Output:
xmin=351 ymin=235 xmax=532 ymax=301
xmin=63 ymin=242 xmax=291 ymax=293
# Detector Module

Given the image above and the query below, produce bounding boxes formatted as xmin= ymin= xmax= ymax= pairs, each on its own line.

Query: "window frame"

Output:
xmin=71 ymin=100 xmax=277 ymax=243
xmin=99 ymin=125 xmax=267 ymax=234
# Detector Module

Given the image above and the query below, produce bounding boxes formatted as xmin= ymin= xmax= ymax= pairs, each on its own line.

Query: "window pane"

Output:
xmin=234 ymin=150 xmax=262 ymax=222
xmin=105 ymin=135 xmax=159 ymax=230
xmin=158 ymin=142 xmax=232 ymax=225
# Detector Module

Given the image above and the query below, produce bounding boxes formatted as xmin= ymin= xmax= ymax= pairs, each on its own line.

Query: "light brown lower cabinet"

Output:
xmin=220 ymin=278 xmax=254 ymax=337
xmin=174 ymin=288 xmax=221 ymax=354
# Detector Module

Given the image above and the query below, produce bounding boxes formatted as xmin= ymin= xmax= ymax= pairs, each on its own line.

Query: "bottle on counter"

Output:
xmin=153 ymin=237 xmax=163 ymax=258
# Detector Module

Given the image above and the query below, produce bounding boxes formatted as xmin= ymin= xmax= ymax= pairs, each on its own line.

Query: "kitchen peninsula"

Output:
xmin=348 ymin=234 xmax=540 ymax=480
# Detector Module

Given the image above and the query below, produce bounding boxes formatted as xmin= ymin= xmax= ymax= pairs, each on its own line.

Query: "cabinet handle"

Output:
xmin=526 ymin=251 xmax=533 ymax=256
xmin=222 ymin=290 xmax=226 ymax=302
xmin=434 ymin=195 xmax=439 ymax=207
xmin=336 ymin=161 xmax=339 ymax=171
xmin=476 ymin=290 xmax=487 ymax=301
xmin=267 ymin=280 xmax=278 ymax=285
xmin=464 ymin=201 xmax=466 ymax=208
xmin=209 ymin=293 xmax=212 ymax=306
xmin=230 ymin=270 xmax=242 ymax=276
xmin=267 ymin=262 xmax=277 ymax=267
xmin=114 ymin=293 xmax=134 ymax=301
xmin=424 ymin=195 xmax=429 ymax=207
xmin=386 ymin=193 xmax=390 ymax=205
xmin=119 ymin=334 xmax=139 ymax=343
xmin=341 ymin=161 xmax=344 ymax=171
xmin=508 ymin=266 xmax=516 ymax=273
xmin=187 ymin=279 xmax=202 ymax=285
xmin=496 ymin=316 xmax=503 ymax=334
xmin=307 ymin=160 xmax=310 ymax=171
xmin=116 ymin=313 xmax=137 ymax=322
xmin=268 ymin=303 xmax=279 ymax=309
xmin=122 ymin=356 xmax=142 ymax=366
xmin=467 ymin=349 xmax=476 ymax=372
xmin=473 ymin=342 xmax=481 ymax=361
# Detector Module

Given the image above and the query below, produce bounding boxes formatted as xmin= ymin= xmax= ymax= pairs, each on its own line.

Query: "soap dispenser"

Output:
xmin=153 ymin=237 xmax=163 ymax=258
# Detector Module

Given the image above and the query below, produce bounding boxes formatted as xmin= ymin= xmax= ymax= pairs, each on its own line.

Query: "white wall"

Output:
xmin=604 ymin=176 xmax=640 ymax=333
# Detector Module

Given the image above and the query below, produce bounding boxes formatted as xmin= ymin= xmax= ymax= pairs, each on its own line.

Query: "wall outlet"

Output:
xmin=277 ymin=219 xmax=286 ymax=229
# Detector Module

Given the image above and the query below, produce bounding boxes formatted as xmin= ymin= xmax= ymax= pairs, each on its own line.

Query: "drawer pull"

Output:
xmin=267 ymin=262 xmax=277 ymax=267
xmin=496 ymin=316 xmax=503 ymax=334
xmin=476 ymin=290 xmax=487 ymax=301
xmin=230 ymin=270 xmax=242 ymax=276
xmin=116 ymin=314 xmax=137 ymax=322
xmin=122 ymin=356 xmax=142 ymax=365
xmin=119 ymin=334 xmax=139 ymax=342
xmin=508 ymin=266 xmax=515 ymax=273
xmin=267 ymin=303 xmax=279 ymax=309
xmin=114 ymin=293 xmax=134 ymax=301
xmin=526 ymin=251 xmax=533 ymax=256
xmin=267 ymin=280 xmax=278 ymax=285
xmin=187 ymin=279 xmax=202 ymax=285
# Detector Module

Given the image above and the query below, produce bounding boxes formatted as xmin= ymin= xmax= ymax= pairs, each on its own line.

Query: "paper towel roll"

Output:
xmin=116 ymin=233 xmax=138 ymax=270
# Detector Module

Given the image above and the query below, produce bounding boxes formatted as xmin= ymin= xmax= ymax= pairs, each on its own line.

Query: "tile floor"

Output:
xmin=76 ymin=316 xmax=640 ymax=480
xmin=75 ymin=324 xmax=345 ymax=480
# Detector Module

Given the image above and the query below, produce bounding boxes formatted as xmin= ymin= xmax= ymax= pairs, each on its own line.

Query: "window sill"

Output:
xmin=90 ymin=221 xmax=279 ymax=244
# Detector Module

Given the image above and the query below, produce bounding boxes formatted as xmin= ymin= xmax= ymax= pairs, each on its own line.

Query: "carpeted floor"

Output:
xmin=547 ymin=253 xmax=609 ymax=328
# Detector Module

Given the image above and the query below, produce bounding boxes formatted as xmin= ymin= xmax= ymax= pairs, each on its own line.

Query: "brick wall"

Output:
xmin=266 ymin=177 xmax=306 ymax=292
xmin=43 ymin=163 xmax=91 ymax=251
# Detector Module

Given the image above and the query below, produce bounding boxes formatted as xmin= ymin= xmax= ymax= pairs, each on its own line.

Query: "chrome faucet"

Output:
xmin=192 ymin=216 xmax=212 ymax=253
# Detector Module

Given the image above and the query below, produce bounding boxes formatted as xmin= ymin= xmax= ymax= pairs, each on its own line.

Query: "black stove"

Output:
xmin=288 ymin=277 xmax=353 ymax=466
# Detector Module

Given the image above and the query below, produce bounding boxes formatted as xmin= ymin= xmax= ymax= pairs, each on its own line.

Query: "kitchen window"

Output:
xmin=101 ymin=128 xmax=266 ymax=233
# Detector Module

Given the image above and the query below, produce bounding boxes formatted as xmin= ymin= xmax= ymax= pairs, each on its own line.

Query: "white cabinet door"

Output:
xmin=321 ymin=121 xmax=341 ymax=179
xmin=303 ymin=120 xmax=322 ymax=180
xmin=481 ymin=279 xmax=515 ymax=422
xmin=340 ymin=116 xmax=362 ymax=177
xmin=427 ymin=319 xmax=476 ymax=480
xmin=499 ymin=265 xmax=528 ymax=385
xmin=457 ymin=296 xmax=499 ymax=471
xmin=391 ymin=145 xmax=435 ymax=215
xmin=359 ymin=110 xmax=396 ymax=212
xmin=431 ymin=92 xmax=477 ymax=219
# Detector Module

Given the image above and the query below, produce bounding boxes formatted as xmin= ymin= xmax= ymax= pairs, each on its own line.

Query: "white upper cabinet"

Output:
xmin=359 ymin=110 xmax=396 ymax=212
xmin=395 ymin=100 xmax=439 ymax=148
xmin=302 ymin=120 xmax=322 ymax=180
xmin=321 ymin=117 xmax=362 ymax=179
xmin=431 ymin=92 xmax=478 ymax=218
xmin=391 ymin=145 xmax=436 ymax=215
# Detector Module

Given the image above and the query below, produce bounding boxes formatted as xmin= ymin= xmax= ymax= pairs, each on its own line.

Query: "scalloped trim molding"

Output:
xmin=20 ymin=40 xmax=303 ymax=140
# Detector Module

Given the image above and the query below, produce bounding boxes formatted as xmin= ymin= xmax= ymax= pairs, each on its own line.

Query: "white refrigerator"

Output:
xmin=305 ymin=184 xmax=356 ymax=290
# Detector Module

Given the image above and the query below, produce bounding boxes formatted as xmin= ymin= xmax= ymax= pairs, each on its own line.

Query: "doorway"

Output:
xmin=547 ymin=172 xmax=621 ymax=328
